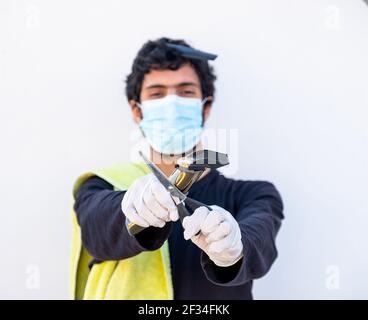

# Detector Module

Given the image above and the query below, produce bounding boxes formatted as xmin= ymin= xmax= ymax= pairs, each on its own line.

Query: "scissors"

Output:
xmin=126 ymin=151 xmax=213 ymax=236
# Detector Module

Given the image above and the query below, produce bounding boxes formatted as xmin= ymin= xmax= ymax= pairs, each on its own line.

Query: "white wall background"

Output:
xmin=0 ymin=0 xmax=367 ymax=299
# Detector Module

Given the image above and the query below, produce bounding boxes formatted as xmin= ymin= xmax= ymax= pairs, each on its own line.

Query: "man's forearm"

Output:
xmin=74 ymin=176 xmax=172 ymax=261
xmin=200 ymin=182 xmax=284 ymax=286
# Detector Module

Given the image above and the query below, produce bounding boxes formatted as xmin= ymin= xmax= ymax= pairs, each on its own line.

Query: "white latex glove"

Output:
xmin=182 ymin=205 xmax=244 ymax=267
xmin=121 ymin=173 xmax=179 ymax=228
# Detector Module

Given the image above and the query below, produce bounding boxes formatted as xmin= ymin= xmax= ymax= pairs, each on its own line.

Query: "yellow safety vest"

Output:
xmin=69 ymin=161 xmax=174 ymax=300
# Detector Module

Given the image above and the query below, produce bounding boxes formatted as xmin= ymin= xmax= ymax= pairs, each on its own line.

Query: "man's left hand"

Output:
xmin=183 ymin=205 xmax=244 ymax=267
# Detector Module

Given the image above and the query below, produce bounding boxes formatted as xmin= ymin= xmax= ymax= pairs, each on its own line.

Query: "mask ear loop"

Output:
xmin=135 ymin=101 xmax=146 ymax=138
xmin=201 ymin=97 xmax=210 ymax=127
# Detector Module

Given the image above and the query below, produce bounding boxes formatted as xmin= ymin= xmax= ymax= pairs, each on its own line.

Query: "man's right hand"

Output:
xmin=121 ymin=173 xmax=179 ymax=228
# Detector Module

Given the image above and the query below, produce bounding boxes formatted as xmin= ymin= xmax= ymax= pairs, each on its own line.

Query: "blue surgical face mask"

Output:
xmin=138 ymin=94 xmax=208 ymax=155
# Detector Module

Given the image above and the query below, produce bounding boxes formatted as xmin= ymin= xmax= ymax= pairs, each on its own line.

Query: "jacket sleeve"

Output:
xmin=201 ymin=181 xmax=284 ymax=286
xmin=74 ymin=176 xmax=172 ymax=261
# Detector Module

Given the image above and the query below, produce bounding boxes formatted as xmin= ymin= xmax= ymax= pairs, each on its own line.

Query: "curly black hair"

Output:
xmin=125 ymin=37 xmax=217 ymax=103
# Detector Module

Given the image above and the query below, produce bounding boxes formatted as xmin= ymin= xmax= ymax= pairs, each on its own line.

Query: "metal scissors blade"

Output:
xmin=139 ymin=151 xmax=187 ymax=202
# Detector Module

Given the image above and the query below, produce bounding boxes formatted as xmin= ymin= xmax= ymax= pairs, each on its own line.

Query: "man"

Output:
xmin=71 ymin=37 xmax=284 ymax=300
